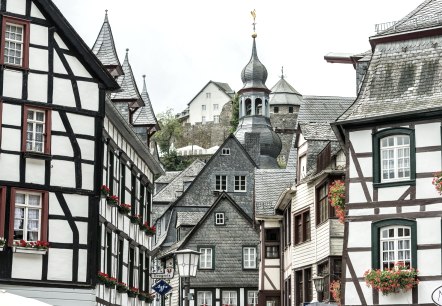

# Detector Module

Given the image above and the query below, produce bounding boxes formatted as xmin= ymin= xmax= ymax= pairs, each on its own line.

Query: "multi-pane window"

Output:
xmin=202 ymin=116 xmax=206 ymax=124
xmin=106 ymin=231 xmax=112 ymax=275
xmin=202 ymin=104 xmax=207 ymax=110
xmin=197 ymin=291 xmax=212 ymax=306
xmin=5 ymin=23 xmax=24 ymax=66
xmin=215 ymin=212 xmax=225 ymax=225
xmin=295 ymin=268 xmax=312 ymax=306
xmin=234 ymin=176 xmax=246 ymax=192
xmin=199 ymin=248 xmax=213 ymax=269
xmin=316 ymin=182 xmax=335 ymax=224
xmin=221 ymin=148 xmax=230 ymax=155
xmin=380 ymin=135 xmax=410 ymax=182
xmin=294 ymin=210 xmax=310 ymax=245
xmin=380 ymin=226 xmax=411 ymax=269
xmin=222 ymin=291 xmax=237 ymax=306
xmin=213 ymin=104 xmax=219 ymax=110
xmin=26 ymin=109 xmax=45 ymax=153
xmin=265 ymin=228 xmax=279 ymax=258
xmin=206 ymin=93 xmax=211 ymax=99
xmin=214 ymin=115 xmax=220 ymax=123
xmin=14 ymin=192 xmax=41 ymax=241
xmin=247 ymin=291 xmax=258 ymax=306
xmin=215 ymin=175 xmax=227 ymax=191
xmin=243 ymin=247 xmax=257 ymax=269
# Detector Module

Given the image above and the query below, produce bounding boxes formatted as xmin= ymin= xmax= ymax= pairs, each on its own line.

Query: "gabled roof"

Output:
xmin=177 ymin=192 xmax=255 ymax=250
xmin=269 ymin=76 xmax=303 ymax=106
xmin=111 ymin=49 xmax=144 ymax=106
xmin=155 ymin=171 xmax=182 ymax=184
xmin=132 ymin=75 xmax=159 ymax=128
xmin=375 ymin=0 xmax=442 ymax=37
xmin=299 ymin=122 xmax=337 ymax=141
xmin=187 ymin=81 xmax=234 ymax=106
xmin=298 ymin=96 xmax=354 ymax=124
xmin=153 ymin=159 xmax=206 ymax=204
xmin=34 ymin=0 xmax=118 ymax=90
xmin=337 ymin=35 xmax=442 ymax=123
xmin=176 ymin=212 xmax=206 ymax=228
xmin=91 ymin=11 xmax=122 ymax=71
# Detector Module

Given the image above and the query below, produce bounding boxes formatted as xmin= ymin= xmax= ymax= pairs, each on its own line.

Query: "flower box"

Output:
xmin=116 ymin=281 xmax=129 ymax=293
xmin=432 ymin=171 xmax=442 ymax=195
xmin=101 ymin=185 xmax=110 ymax=198
xmin=118 ymin=203 xmax=131 ymax=215
xmin=13 ymin=246 xmax=47 ymax=255
xmin=129 ymin=214 xmax=141 ymax=224
xmin=128 ymin=287 xmax=139 ymax=298
xmin=106 ymin=195 xmax=119 ymax=207
xmin=97 ymin=272 xmax=117 ymax=288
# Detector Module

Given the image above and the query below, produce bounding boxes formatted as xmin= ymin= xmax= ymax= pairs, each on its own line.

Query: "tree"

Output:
xmin=153 ymin=109 xmax=182 ymax=154
xmin=229 ymin=93 xmax=240 ymax=133
xmin=160 ymin=150 xmax=191 ymax=171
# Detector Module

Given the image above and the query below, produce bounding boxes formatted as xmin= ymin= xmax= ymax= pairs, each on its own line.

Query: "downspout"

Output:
xmin=280 ymin=220 xmax=284 ymax=306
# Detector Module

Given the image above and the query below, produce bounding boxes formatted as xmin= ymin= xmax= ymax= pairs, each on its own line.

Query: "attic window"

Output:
xmin=221 ymin=148 xmax=230 ymax=155
xmin=215 ymin=212 xmax=225 ymax=225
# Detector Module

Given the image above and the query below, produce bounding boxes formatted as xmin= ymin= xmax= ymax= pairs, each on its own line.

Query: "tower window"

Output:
xmin=274 ymin=107 xmax=279 ymax=114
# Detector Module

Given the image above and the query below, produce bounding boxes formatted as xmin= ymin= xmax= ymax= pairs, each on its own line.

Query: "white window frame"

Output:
xmin=213 ymin=115 xmax=220 ymax=124
xmin=222 ymin=291 xmax=238 ymax=306
xmin=247 ymin=291 xmax=258 ymax=306
xmin=234 ymin=175 xmax=246 ymax=192
xmin=215 ymin=212 xmax=225 ymax=225
xmin=202 ymin=104 xmax=206 ymax=110
xmin=197 ymin=291 xmax=212 ymax=306
xmin=215 ymin=175 xmax=227 ymax=191
xmin=380 ymin=225 xmax=411 ymax=270
xmin=206 ymin=93 xmax=211 ymax=99
xmin=14 ymin=191 xmax=42 ymax=242
xmin=380 ymin=135 xmax=410 ymax=182
xmin=213 ymin=104 xmax=219 ymax=110
xmin=199 ymin=248 xmax=213 ymax=269
xmin=202 ymin=116 xmax=206 ymax=124
xmin=26 ymin=109 xmax=46 ymax=153
xmin=221 ymin=148 xmax=230 ymax=156
xmin=243 ymin=247 xmax=257 ymax=269
xmin=5 ymin=23 xmax=24 ymax=66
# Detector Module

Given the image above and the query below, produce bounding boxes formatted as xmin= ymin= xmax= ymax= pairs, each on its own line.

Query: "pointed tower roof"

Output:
xmin=132 ymin=75 xmax=159 ymax=128
xmin=111 ymin=49 xmax=144 ymax=107
xmin=240 ymin=36 xmax=269 ymax=93
xmin=92 ymin=10 xmax=123 ymax=77
xmin=269 ymin=72 xmax=303 ymax=106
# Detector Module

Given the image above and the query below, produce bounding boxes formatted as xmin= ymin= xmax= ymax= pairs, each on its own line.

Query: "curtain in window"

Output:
xmin=222 ymin=291 xmax=237 ymax=306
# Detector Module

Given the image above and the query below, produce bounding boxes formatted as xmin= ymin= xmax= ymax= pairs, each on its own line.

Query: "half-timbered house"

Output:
xmin=332 ymin=1 xmax=442 ymax=305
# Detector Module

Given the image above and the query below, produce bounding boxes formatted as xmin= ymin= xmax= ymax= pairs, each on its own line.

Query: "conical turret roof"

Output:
xmin=240 ymin=37 xmax=269 ymax=92
xmin=92 ymin=11 xmax=122 ymax=76
xmin=132 ymin=75 xmax=159 ymax=128
xmin=269 ymin=76 xmax=303 ymax=106
xmin=111 ymin=49 xmax=144 ymax=107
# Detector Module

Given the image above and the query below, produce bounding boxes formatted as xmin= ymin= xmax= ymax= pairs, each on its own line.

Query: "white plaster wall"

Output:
xmin=48 ymin=192 xmax=62 ymax=215
xmin=28 ymin=72 xmax=48 ymax=102
xmin=417 ymin=218 xmax=441 ymax=244
xmin=2 ymin=103 xmax=21 ymax=126
xmin=426 ymin=203 xmax=442 ymax=212
xmin=76 ymin=221 xmax=88 ymax=245
xmin=29 ymin=48 xmax=48 ymax=72
xmin=65 ymin=194 xmax=89 ymax=217
xmin=1 ymin=128 xmax=21 ymax=151
xmin=416 ymin=151 xmax=441 ymax=173
xmin=348 ymin=251 xmax=371 ymax=277
xmin=421 ymin=281 xmax=442 ymax=304
xmin=378 ymin=207 xmax=396 ymax=215
xmin=348 ymin=182 xmax=366 ymax=203
xmin=51 ymin=111 xmax=66 ymax=132
xmin=82 ymin=163 xmax=95 ymax=191
xmin=54 ymin=33 xmax=69 ymax=50
xmin=3 ymin=69 xmax=23 ymax=99
xmin=78 ymin=249 xmax=88 ymax=283
xmin=350 ymin=130 xmax=372 ymax=153
xmin=53 ymin=77 xmax=76 ymax=107
xmin=357 ymin=157 xmax=372 ymax=178
xmin=51 ymin=135 xmax=74 ymax=157
xmin=418 ymin=249 xmax=441 ymax=276
xmin=30 ymin=24 xmax=48 ymax=47
xmin=65 ymin=55 xmax=92 ymax=78
xmin=47 ymin=249 xmax=73 ymax=281
xmin=49 ymin=219 xmax=73 ymax=243
xmin=51 ymin=160 xmax=75 ymax=187
xmin=347 ymin=221 xmax=371 ymax=247
xmin=378 ymin=289 xmax=412 ymax=304
xmin=0 ymin=154 xmax=20 ymax=181
xmin=67 ymin=113 xmax=95 ymax=136
xmin=25 ymin=159 xmax=45 ymax=185
xmin=349 ymin=156 xmax=358 ymax=178
xmin=415 ymin=122 xmax=441 ymax=147
xmin=53 ymin=52 xmax=68 ymax=74
xmin=31 ymin=3 xmax=45 ymax=19
xmin=11 ymin=253 xmax=42 ymax=279
xmin=417 ymin=177 xmax=438 ymax=199
xmin=348 ymin=208 xmax=374 ymax=216
xmin=78 ymin=81 xmax=99 ymax=111
xmin=78 ymin=139 xmax=95 ymax=161
xmin=6 ymin=0 xmax=26 ymax=15
xmin=188 ymin=83 xmax=230 ymax=125
xmin=378 ymin=185 xmax=409 ymax=201
xmin=401 ymin=205 xmax=420 ymax=213
xmin=345 ymin=281 xmax=369 ymax=306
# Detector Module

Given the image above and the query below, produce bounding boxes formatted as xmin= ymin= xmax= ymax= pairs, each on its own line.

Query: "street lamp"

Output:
xmin=312 ymin=274 xmax=325 ymax=302
xmin=175 ymin=249 xmax=201 ymax=306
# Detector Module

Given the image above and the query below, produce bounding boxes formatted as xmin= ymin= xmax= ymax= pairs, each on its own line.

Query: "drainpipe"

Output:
xmin=280 ymin=220 xmax=284 ymax=306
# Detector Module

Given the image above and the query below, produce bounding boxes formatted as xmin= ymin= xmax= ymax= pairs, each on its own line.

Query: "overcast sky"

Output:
xmin=52 ymin=0 xmax=422 ymax=115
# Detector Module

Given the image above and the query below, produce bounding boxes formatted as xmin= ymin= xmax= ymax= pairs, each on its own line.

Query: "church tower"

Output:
xmin=234 ymin=10 xmax=282 ymax=169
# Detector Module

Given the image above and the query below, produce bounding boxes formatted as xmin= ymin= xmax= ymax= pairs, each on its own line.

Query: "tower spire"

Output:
xmin=251 ymin=9 xmax=257 ymax=38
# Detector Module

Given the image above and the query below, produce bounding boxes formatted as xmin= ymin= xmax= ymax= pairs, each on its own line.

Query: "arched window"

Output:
xmin=255 ymin=98 xmax=262 ymax=115
xmin=245 ymin=98 xmax=252 ymax=116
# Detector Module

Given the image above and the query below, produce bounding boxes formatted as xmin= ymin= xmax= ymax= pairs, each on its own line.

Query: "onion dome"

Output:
xmin=240 ymin=37 xmax=269 ymax=92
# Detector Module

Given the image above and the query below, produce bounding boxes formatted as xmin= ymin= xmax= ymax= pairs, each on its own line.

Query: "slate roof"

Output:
xmin=269 ymin=76 xmax=303 ymax=106
xmin=286 ymin=133 xmax=298 ymax=170
xmin=299 ymin=123 xmax=337 ymax=141
xmin=153 ymin=159 xmax=205 ymax=203
xmin=338 ymin=35 xmax=442 ymax=122
xmin=240 ymin=38 xmax=269 ymax=92
xmin=155 ymin=171 xmax=181 ymax=185
xmin=375 ymin=0 xmax=442 ymax=37
xmin=176 ymin=212 xmax=206 ymax=227
xmin=132 ymin=75 xmax=159 ymax=127
xmin=92 ymin=11 xmax=121 ymax=68
xmin=111 ymin=50 xmax=143 ymax=106
xmin=298 ymin=96 xmax=354 ymax=123
xmin=255 ymin=169 xmax=294 ymax=216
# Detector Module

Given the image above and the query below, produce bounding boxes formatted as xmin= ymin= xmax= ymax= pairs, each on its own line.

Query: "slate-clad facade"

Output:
xmin=333 ymin=1 xmax=442 ymax=305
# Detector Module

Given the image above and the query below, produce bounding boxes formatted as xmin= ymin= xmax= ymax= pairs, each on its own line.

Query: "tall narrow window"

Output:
xmin=106 ymin=231 xmax=112 ymax=276
xmin=1 ymin=17 xmax=30 ymax=68
xmin=139 ymin=250 xmax=144 ymax=291
xmin=23 ymin=106 xmax=51 ymax=154
xmin=129 ymin=246 xmax=135 ymax=288
xmin=294 ymin=210 xmax=310 ymax=245
xmin=215 ymin=175 xmax=227 ymax=191
xmin=247 ymin=291 xmax=258 ymax=306
xmin=380 ymin=226 xmax=411 ymax=269
xmin=199 ymin=247 xmax=213 ymax=269
xmin=118 ymin=237 xmax=124 ymax=282
xmin=13 ymin=191 xmax=42 ymax=241
xmin=120 ymin=161 xmax=126 ymax=204
xmin=243 ymin=247 xmax=257 ymax=269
